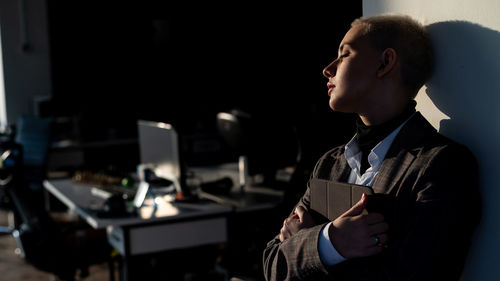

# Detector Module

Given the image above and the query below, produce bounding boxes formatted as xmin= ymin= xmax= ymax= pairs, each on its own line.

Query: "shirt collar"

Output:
xmin=344 ymin=114 xmax=413 ymax=175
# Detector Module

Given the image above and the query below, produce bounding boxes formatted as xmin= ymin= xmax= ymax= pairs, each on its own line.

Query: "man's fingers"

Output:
xmin=281 ymin=217 xmax=299 ymax=242
xmin=295 ymin=206 xmax=306 ymax=218
xmin=280 ymin=226 xmax=286 ymax=241
xmin=295 ymin=206 xmax=314 ymax=224
xmin=284 ymin=216 xmax=297 ymax=227
xmin=368 ymin=222 xmax=389 ymax=236
xmin=364 ymin=245 xmax=383 ymax=256
xmin=374 ymin=233 xmax=389 ymax=245
xmin=280 ymin=207 xmax=315 ymax=242
xmin=279 ymin=233 xmax=285 ymax=242
xmin=364 ymin=213 xmax=385 ymax=225
xmin=357 ymin=233 xmax=389 ymax=251
xmin=342 ymin=193 xmax=368 ymax=217
xmin=280 ymin=225 xmax=293 ymax=242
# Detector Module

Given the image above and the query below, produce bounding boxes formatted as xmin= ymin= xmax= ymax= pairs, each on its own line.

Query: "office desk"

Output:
xmin=189 ymin=164 xmax=285 ymax=212
xmin=43 ymin=179 xmax=232 ymax=281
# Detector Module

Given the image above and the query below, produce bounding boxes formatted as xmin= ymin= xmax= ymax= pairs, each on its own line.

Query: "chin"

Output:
xmin=329 ymin=98 xmax=345 ymax=112
xmin=329 ymin=100 xmax=354 ymax=113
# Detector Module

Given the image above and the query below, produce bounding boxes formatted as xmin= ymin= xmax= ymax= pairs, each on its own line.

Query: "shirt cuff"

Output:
xmin=318 ymin=222 xmax=346 ymax=266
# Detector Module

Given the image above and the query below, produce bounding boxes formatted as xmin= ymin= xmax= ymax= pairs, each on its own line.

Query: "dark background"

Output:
xmin=36 ymin=2 xmax=364 ymax=279
xmin=45 ymin=1 xmax=361 ymax=173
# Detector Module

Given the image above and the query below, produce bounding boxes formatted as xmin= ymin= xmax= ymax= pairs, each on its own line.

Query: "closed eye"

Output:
xmin=339 ymin=53 xmax=349 ymax=59
xmin=335 ymin=53 xmax=349 ymax=63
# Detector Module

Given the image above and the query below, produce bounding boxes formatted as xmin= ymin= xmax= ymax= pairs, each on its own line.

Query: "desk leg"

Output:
xmin=107 ymin=227 xmax=133 ymax=281
xmin=117 ymin=227 xmax=132 ymax=281
xmin=108 ymin=226 xmax=133 ymax=281
xmin=108 ymin=258 xmax=115 ymax=281
xmin=119 ymin=255 xmax=131 ymax=281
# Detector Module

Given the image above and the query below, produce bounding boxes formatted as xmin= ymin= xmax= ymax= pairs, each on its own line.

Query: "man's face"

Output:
xmin=322 ymin=25 xmax=381 ymax=113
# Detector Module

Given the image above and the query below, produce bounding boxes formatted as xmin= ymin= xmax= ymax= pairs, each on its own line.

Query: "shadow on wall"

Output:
xmin=425 ymin=21 xmax=500 ymax=281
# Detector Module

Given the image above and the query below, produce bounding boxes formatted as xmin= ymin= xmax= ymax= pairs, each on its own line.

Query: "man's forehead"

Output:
xmin=339 ymin=26 xmax=368 ymax=52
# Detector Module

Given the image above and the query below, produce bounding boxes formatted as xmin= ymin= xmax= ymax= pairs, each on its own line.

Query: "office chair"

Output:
xmin=15 ymin=116 xmax=53 ymax=192
xmin=0 ymin=131 xmax=23 ymax=235
xmin=3 ymin=116 xmax=113 ymax=281
xmin=8 ymin=165 xmax=112 ymax=281
xmin=0 ymin=126 xmax=77 ymax=279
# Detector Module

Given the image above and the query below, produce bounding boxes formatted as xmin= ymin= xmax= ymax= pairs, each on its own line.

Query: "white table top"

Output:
xmin=44 ymin=179 xmax=232 ymax=229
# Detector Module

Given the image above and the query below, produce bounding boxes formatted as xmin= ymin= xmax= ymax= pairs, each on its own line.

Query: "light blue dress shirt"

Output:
xmin=317 ymin=117 xmax=410 ymax=266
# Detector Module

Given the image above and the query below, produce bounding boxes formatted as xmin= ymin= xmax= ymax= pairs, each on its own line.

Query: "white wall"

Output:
xmin=0 ymin=0 xmax=52 ymax=125
xmin=363 ymin=1 xmax=500 ymax=280
xmin=0 ymin=28 xmax=7 ymax=126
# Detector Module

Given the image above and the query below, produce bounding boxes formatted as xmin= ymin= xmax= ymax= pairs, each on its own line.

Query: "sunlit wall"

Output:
xmin=364 ymin=1 xmax=500 ymax=280
xmin=0 ymin=28 xmax=7 ymax=127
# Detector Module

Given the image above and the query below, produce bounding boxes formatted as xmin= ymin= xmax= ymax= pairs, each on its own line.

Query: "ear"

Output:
xmin=377 ymin=48 xmax=397 ymax=78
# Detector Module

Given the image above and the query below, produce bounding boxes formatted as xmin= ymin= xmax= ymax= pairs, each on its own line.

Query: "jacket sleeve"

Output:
xmin=261 ymin=152 xmax=357 ymax=281
xmin=383 ymin=144 xmax=481 ymax=280
xmin=263 ymin=148 xmax=338 ymax=281
xmin=325 ymin=144 xmax=481 ymax=281
xmin=263 ymin=143 xmax=481 ymax=281
xmin=263 ymin=184 xmax=331 ymax=281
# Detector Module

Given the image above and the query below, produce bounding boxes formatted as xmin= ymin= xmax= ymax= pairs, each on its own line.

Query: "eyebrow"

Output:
xmin=338 ymin=43 xmax=353 ymax=53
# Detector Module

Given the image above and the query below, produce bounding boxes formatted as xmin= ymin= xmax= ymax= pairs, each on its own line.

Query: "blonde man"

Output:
xmin=263 ymin=14 xmax=480 ymax=281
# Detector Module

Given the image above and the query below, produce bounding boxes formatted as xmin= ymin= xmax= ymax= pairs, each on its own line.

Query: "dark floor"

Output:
xmin=0 ymin=210 xmax=111 ymax=281
xmin=0 ymin=208 xmax=265 ymax=281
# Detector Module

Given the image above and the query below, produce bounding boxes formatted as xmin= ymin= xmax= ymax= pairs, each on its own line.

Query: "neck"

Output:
xmin=359 ymin=99 xmax=413 ymax=126
xmin=357 ymin=83 xmax=414 ymax=125
xmin=357 ymin=100 xmax=416 ymax=130
xmin=355 ymin=100 xmax=416 ymax=174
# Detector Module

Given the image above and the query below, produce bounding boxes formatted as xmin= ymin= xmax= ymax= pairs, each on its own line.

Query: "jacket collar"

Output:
xmin=371 ymin=112 xmax=437 ymax=193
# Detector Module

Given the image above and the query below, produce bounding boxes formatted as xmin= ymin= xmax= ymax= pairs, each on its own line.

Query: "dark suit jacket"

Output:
xmin=263 ymin=112 xmax=481 ymax=281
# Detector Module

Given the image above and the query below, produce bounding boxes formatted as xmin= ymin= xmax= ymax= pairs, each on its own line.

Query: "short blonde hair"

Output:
xmin=352 ymin=14 xmax=434 ymax=98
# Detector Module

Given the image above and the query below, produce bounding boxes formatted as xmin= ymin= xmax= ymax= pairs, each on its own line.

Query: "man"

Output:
xmin=263 ymin=14 xmax=481 ymax=281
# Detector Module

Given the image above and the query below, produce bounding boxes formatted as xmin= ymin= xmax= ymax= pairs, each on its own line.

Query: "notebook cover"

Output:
xmin=309 ymin=178 xmax=374 ymax=221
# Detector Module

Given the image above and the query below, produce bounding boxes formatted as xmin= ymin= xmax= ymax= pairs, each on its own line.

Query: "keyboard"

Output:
xmin=90 ymin=184 xmax=136 ymax=199
xmin=72 ymin=170 xmax=136 ymax=199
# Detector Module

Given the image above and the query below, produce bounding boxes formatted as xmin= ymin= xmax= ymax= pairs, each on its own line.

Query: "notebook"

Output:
xmin=309 ymin=178 xmax=374 ymax=221
xmin=309 ymin=178 xmax=394 ymax=223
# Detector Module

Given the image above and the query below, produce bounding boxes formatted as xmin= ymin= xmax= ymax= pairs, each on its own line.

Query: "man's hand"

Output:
xmin=279 ymin=206 xmax=315 ymax=242
xmin=329 ymin=193 xmax=388 ymax=258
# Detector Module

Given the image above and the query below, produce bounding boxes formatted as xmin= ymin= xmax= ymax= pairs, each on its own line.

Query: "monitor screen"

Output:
xmin=137 ymin=120 xmax=181 ymax=190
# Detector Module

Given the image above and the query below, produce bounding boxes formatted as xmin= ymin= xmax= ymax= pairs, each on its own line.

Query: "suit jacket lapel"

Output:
xmin=320 ymin=147 xmax=351 ymax=182
xmin=332 ymin=153 xmax=351 ymax=182
xmin=372 ymin=112 xmax=436 ymax=194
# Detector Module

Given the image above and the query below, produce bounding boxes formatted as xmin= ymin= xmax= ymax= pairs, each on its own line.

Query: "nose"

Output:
xmin=322 ymin=59 xmax=338 ymax=78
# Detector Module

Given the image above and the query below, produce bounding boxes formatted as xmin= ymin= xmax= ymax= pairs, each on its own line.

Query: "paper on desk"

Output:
xmin=139 ymin=197 xmax=180 ymax=218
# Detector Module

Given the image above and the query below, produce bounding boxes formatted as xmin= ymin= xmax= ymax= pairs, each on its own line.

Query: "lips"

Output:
xmin=327 ymin=82 xmax=335 ymax=96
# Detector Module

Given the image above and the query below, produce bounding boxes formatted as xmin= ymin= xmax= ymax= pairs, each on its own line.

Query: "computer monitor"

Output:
xmin=216 ymin=110 xmax=299 ymax=184
xmin=137 ymin=120 xmax=182 ymax=195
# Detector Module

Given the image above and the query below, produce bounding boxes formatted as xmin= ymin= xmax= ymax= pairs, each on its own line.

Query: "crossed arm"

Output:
xmin=263 ymin=187 xmax=389 ymax=281
xmin=279 ymin=194 xmax=388 ymax=259
xmin=263 ymin=146 xmax=480 ymax=281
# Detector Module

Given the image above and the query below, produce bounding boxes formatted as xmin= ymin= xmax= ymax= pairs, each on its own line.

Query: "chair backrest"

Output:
xmin=15 ymin=116 xmax=53 ymax=191
xmin=8 ymin=176 xmax=78 ymax=280
xmin=15 ymin=116 xmax=53 ymax=167
xmin=3 ymin=117 xmax=84 ymax=280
